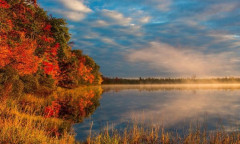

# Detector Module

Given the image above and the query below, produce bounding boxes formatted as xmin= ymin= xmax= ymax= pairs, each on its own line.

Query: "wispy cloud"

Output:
xmin=52 ymin=0 xmax=92 ymax=21
xmin=155 ymin=0 xmax=172 ymax=11
xmin=53 ymin=9 xmax=86 ymax=21
xmin=127 ymin=42 xmax=239 ymax=76
xmin=59 ymin=0 xmax=91 ymax=13
xmin=139 ymin=16 xmax=151 ymax=23
xmin=99 ymin=9 xmax=132 ymax=26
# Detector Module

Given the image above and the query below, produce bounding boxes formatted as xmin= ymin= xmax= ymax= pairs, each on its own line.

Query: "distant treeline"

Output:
xmin=102 ymin=77 xmax=240 ymax=84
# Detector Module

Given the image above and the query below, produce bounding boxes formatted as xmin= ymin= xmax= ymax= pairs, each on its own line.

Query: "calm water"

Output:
xmin=74 ymin=84 xmax=240 ymax=141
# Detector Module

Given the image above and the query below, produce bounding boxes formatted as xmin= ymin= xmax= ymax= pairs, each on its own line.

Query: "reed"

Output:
xmin=83 ymin=123 xmax=240 ymax=144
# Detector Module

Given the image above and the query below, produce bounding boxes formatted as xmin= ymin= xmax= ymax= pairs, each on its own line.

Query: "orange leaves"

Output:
xmin=0 ymin=45 xmax=11 ymax=68
xmin=0 ymin=32 xmax=40 ymax=75
xmin=88 ymin=75 xmax=95 ymax=84
xmin=11 ymin=39 xmax=39 ymax=75
xmin=78 ymin=62 xmax=95 ymax=84
xmin=6 ymin=20 xmax=13 ymax=30
xmin=77 ymin=57 xmax=95 ymax=84
xmin=1 ymin=19 xmax=13 ymax=31
xmin=0 ymin=0 xmax=10 ymax=9
xmin=14 ymin=40 xmax=39 ymax=75
xmin=0 ymin=18 xmax=13 ymax=32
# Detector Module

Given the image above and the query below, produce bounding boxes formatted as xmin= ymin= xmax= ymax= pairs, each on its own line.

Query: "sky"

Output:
xmin=38 ymin=0 xmax=240 ymax=78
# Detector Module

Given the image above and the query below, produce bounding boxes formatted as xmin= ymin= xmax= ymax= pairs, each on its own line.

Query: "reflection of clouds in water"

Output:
xmin=74 ymin=86 xmax=240 ymax=141
xmin=128 ymin=90 xmax=240 ymax=128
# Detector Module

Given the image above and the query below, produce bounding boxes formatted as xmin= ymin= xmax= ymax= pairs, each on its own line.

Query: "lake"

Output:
xmin=74 ymin=84 xmax=240 ymax=141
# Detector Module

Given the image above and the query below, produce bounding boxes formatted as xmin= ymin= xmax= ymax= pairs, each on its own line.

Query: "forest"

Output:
xmin=0 ymin=0 xmax=102 ymax=98
xmin=102 ymin=77 xmax=240 ymax=84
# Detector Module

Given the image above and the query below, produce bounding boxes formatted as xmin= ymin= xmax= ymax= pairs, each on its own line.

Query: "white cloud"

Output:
xmin=83 ymin=32 xmax=99 ymax=39
xmin=59 ymin=0 xmax=92 ymax=13
xmin=155 ymin=0 xmax=172 ymax=11
xmin=139 ymin=16 xmax=151 ymax=23
xmin=209 ymin=34 xmax=240 ymax=41
xmin=53 ymin=9 xmax=86 ymax=21
xmin=68 ymin=24 xmax=75 ymax=29
xmin=95 ymin=20 xmax=109 ymax=27
xmin=127 ymin=42 xmax=238 ymax=76
xmin=180 ymin=2 xmax=238 ymax=23
xmin=100 ymin=9 xmax=132 ymax=26
xmin=101 ymin=37 xmax=118 ymax=45
xmin=54 ymin=0 xmax=92 ymax=21
xmin=141 ymin=0 xmax=172 ymax=11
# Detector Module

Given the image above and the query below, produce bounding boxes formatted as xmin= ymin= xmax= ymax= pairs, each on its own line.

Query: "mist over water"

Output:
xmin=74 ymin=84 xmax=240 ymax=141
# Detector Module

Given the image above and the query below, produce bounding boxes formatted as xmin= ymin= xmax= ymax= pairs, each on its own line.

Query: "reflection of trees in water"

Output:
xmin=18 ymin=86 xmax=103 ymax=123
xmin=52 ymin=86 xmax=103 ymax=123
xmin=102 ymin=84 xmax=240 ymax=93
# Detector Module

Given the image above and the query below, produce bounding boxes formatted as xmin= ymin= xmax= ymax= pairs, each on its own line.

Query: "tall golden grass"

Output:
xmin=0 ymin=98 xmax=75 ymax=144
xmin=83 ymin=122 xmax=240 ymax=144
xmin=0 ymin=86 xmax=102 ymax=144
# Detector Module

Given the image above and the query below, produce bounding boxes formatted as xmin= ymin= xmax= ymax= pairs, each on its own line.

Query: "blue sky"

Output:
xmin=38 ymin=0 xmax=240 ymax=78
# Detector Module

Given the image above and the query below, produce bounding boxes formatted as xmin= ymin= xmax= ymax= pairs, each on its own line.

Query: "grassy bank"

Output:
xmin=0 ymin=86 xmax=102 ymax=144
xmin=83 ymin=123 xmax=240 ymax=144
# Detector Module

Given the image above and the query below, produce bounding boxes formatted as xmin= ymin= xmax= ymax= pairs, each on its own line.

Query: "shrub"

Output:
xmin=20 ymin=75 xmax=39 ymax=94
xmin=0 ymin=67 xmax=24 ymax=98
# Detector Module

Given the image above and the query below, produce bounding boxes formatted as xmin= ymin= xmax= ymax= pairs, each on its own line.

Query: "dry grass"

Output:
xmin=0 ymin=97 xmax=75 ymax=144
xmin=0 ymin=86 xmax=102 ymax=144
xmin=83 ymin=123 xmax=240 ymax=144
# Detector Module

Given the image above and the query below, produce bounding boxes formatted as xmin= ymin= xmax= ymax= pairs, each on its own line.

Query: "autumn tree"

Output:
xmin=0 ymin=0 xmax=102 ymax=96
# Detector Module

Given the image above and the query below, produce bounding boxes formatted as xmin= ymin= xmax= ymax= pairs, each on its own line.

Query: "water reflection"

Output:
xmin=74 ymin=84 xmax=240 ymax=141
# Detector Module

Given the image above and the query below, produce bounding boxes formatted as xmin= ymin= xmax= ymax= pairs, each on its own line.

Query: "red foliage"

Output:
xmin=42 ymin=60 xmax=60 ymax=80
xmin=42 ymin=43 xmax=60 ymax=81
xmin=41 ymin=35 xmax=55 ymax=43
xmin=43 ymin=61 xmax=54 ymax=74
xmin=0 ymin=32 xmax=40 ymax=75
xmin=44 ymin=24 xmax=52 ymax=31
xmin=50 ymin=43 xmax=59 ymax=56
xmin=0 ymin=0 xmax=10 ymax=8
xmin=44 ymin=101 xmax=61 ymax=118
